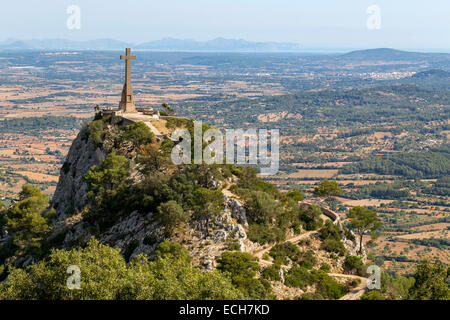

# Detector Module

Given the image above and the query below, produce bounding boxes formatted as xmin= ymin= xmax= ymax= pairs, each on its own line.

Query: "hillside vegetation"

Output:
xmin=0 ymin=115 xmax=448 ymax=300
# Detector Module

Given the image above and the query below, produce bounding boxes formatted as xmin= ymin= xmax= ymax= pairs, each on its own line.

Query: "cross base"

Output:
xmin=119 ymin=83 xmax=136 ymax=113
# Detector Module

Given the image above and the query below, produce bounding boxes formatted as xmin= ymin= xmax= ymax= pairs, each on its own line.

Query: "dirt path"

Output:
xmin=327 ymin=273 xmax=368 ymax=300
xmin=222 ymin=187 xmax=235 ymax=199
xmin=252 ymin=231 xmax=318 ymax=260
xmin=251 ymin=232 xmax=368 ymax=300
xmin=144 ymin=121 xmax=162 ymax=136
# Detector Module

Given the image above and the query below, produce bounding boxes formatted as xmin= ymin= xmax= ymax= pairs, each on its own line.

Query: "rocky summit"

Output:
xmin=22 ymin=112 xmax=366 ymax=300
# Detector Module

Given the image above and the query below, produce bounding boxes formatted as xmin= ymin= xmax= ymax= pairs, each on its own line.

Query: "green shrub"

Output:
xmin=0 ymin=240 xmax=244 ymax=300
xmin=299 ymin=249 xmax=317 ymax=269
xmin=291 ymin=221 xmax=301 ymax=234
xmin=285 ymin=266 xmax=314 ymax=289
xmin=236 ymin=167 xmax=280 ymax=199
xmin=299 ymin=205 xmax=323 ymax=230
xmin=285 ymin=189 xmax=304 ymax=202
xmin=343 ymin=225 xmax=356 ymax=241
xmin=4 ymin=185 xmax=49 ymax=255
xmin=155 ymin=241 xmax=191 ymax=265
xmin=192 ymin=188 xmax=224 ymax=220
xmin=349 ymin=278 xmax=361 ymax=287
xmin=299 ymin=292 xmax=325 ymax=300
xmin=217 ymin=251 xmax=259 ymax=279
xmin=261 ymin=264 xmax=282 ymax=281
xmin=408 ymin=259 xmax=450 ymax=300
xmin=380 ymin=272 xmax=414 ymax=300
xmin=137 ymin=143 xmax=170 ymax=173
xmin=319 ymin=220 xmax=341 ymax=241
xmin=360 ymin=290 xmax=386 ymax=300
xmin=120 ymin=122 xmax=154 ymax=148
xmin=321 ymin=239 xmax=346 ymax=256
xmin=343 ymin=256 xmax=365 ymax=275
xmin=230 ymin=276 xmax=273 ymax=300
xmin=247 ymin=224 xmax=285 ymax=245
xmin=217 ymin=251 xmax=272 ymax=299
xmin=312 ymin=270 xmax=348 ymax=299
xmin=84 ymin=152 xmax=131 ymax=229
xmin=226 ymin=240 xmax=241 ymax=251
xmin=244 ymin=190 xmax=280 ymax=224
xmin=320 ymin=263 xmax=331 ymax=272
xmin=154 ymin=200 xmax=190 ymax=236
xmin=165 ymin=118 xmax=190 ymax=129
xmin=43 ymin=208 xmax=58 ymax=223
xmin=89 ymin=119 xmax=105 ymax=146
xmin=269 ymin=242 xmax=301 ymax=265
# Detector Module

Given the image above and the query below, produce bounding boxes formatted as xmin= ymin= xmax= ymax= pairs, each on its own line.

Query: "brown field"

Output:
xmin=340 ymin=180 xmax=394 ymax=185
xmin=337 ymin=173 xmax=396 ymax=180
xmin=338 ymin=198 xmax=394 ymax=207
xmin=396 ymin=230 xmax=449 ymax=240
xmin=0 ymin=177 xmax=28 ymax=193
xmin=411 ymin=223 xmax=450 ymax=232
xmin=291 ymin=162 xmax=351 ymax=168
xmin=372 ymin=132 xmax=393 ymax=140
xmin=282 ymin=169 xmax=338 ymax=179
xmin=15 ymin=171 xmax=59 ymax=182
xmin=364 ymin=235 xmax=450 ymax=265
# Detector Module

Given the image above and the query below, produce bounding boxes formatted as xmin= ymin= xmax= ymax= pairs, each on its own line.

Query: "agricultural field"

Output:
xmin=0 ymin=118 xmax=82 ymax=205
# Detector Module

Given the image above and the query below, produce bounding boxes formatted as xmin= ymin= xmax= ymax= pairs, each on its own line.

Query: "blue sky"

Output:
xmin=1 ymin=0 xmax=449 ymax=50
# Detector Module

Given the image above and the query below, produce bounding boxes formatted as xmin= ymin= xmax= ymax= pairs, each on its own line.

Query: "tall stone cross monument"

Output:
xmin=119 ymin=48 xmax=137 ymax=113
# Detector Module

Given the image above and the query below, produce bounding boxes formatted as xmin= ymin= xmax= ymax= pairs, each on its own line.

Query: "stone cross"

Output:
xmin=119 ymin=48 xmax=137 ymax=113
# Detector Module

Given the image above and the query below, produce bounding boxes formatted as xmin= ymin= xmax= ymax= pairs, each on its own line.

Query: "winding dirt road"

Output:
xmin=327 ymin=273 xmax=368 ymax=300
xmin=251 ymin=231 xmax=318 ymax=260
xmin=226 ymin=188 xmax=368 ymax=300
xmin=249 ymin=231 xmax=368 ymax=300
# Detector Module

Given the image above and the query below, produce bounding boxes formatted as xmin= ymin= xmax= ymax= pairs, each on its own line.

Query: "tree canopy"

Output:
xmin=0 ymin=239 xmax=244 ymax=300
xmin=313 ymin=180 xmax=343 ymax=198
xmin=3 ymin=185 xmax=49 ymax=255
xmin=408 ymin=259 xmax=449 ymax=300
xmin=347 ymin=206 xmax=381 ymax=254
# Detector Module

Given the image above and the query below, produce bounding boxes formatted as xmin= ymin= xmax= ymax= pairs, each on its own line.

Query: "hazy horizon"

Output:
xmin=1 ymin=0 xmax=449 ymax=51
xmin=1 ymin=38 xmax=450 ymax=54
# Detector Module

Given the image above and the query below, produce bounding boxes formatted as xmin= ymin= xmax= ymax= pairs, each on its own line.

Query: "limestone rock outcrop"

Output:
xmin=224 ymin=196 xmax=248 ymax=227
xmin=51 ymin=126 xmax=105 ymax=219
xmin=48 ymin=123 xmax=254 ymax=269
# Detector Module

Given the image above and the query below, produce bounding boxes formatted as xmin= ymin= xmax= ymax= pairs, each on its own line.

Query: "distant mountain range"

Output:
xmin=0 ymin=37 xmax=303 ymax=52
xmin=2 ymin=40 xmax=450 ymax=59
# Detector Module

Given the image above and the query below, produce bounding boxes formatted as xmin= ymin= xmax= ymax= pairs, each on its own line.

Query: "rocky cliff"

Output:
xmin=47 ymin=115 xmax=364 ymax=293
xmin=48 ymin=118 xmax=255 ymax=268
xmin=52 ymin=125 xmax=105 ymax=219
